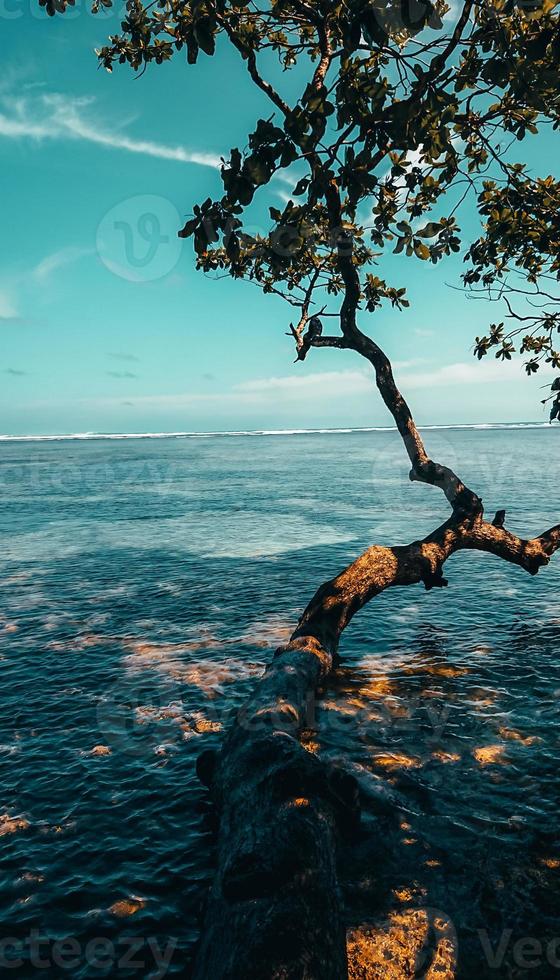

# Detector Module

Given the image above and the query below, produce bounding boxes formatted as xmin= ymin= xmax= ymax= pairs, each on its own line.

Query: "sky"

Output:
xmin=0 ymin=3 xmax=558 ymax=435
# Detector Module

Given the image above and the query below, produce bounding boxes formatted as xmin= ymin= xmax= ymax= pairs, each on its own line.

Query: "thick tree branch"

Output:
xmin=312 ymin=18 xmax=332 ymax=92
xmin=311 ymin=335 xmax=349 ymax=351
xmin=294 ymin=514 xmax=560 ymax=654
xmin=466 ymin=519 xmax=560 ymax=572
xmin=195 ymin=496 xmax=560 ymax=979
xmin=343 ymin=328 xmax=482 ymax=515
xmin=290 ymin=210 xmax=479 ymax=514
xmin=304 ymin=158 xmax=481 ymax=517
xmin=94 ymin=3 xmax=560 ymax=977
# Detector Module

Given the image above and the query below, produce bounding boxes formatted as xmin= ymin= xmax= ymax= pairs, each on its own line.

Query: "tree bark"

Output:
xmin=193 ymin=491 xmax=559 ymax=979
xmin=193 ymin=634 xmax=354 ymax=980
xmin=194 ymin=149 xmax=560 ymax=975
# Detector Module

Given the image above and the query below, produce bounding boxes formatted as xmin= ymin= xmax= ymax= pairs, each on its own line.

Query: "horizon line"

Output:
xmin=0 ymin=421 xmax=556 ymax=443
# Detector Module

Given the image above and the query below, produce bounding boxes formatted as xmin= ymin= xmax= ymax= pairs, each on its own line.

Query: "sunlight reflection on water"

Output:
xmin=1 ymin=428 xmax=559 ymax=977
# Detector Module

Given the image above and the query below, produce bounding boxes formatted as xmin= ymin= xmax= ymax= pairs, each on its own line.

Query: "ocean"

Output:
xmin=1 ymin=425 xmax=559 ymax=978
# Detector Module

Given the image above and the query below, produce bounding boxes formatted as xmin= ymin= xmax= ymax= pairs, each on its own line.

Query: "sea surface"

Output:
xmin=1 ymin=425 xmax=559 ymax=978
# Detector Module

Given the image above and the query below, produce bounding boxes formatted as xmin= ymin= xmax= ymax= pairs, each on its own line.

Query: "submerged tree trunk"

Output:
xmin=193 ymin=492 xmax=559 ymax=978
xmin=194 ymin=297 xmax=560 ymax=980
xmin=193 ymin=633 xmax=353 ymax=980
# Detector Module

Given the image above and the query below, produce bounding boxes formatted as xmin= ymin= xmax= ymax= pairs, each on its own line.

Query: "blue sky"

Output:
xmin=0 ymin=4 xmax=558 ymax=435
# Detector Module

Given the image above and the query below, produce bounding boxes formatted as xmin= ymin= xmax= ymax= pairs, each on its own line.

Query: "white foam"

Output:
xmin=0 ymin=422 xmax=555 ymax=443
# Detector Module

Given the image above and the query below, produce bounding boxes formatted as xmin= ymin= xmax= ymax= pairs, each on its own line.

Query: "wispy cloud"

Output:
xmin=236 ymin=360 xmax=548 ymax=398
xmin=0 ymin=92 xmax=222 ymax=170
xmin=0 ymin=248 xmax=90 ymax=322
xmin=4 ymin=367 xmax=26 ymax=376
xmin=0 ymin=89 xmax=311 ymax=216
xmin=34 ymin=354 xmax=549 ymax=428
xmin=0 ymin=289 xmax=18 ymax=320
xmin=239 ymin=360 xmax=549 ymax=398
xmin=95 ymin=359 xmax=521 ymax=412
xmin=398 ymin=358 xmax=553 ymax=390
xmin=275 ymin=188 xmax=294 ymax=205
xmin=33 ymin=246 xmax=93 ymax=283
xmin=107 ymin=371 xmax=138 ymax=379
xmin=223 ymin=358 xmax=551 ymax=405
xmin=107 ymin=352 xmax=140 ymax=363
xmin=235 ymin=361 xmax=426 ymax=398
xmin=236 ymin=370 xmax=371 ymax=397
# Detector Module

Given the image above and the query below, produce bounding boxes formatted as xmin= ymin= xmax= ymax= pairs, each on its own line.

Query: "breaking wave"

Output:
xmin=0 ymin=421 xmax=554 ymax=443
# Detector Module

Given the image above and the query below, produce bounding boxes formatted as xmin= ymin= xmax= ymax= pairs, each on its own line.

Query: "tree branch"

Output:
xmin=418 ymin=0 xmax=475 ymax=94
xmin=194 ymin=490 xmax=560 ymax=979
xmin=216 ymin=13 xmax=291 ymax=118
xmin=293 ymin=513 xmax=560 ymax=655
xmin=300 ymin=142 xmax=481 ymax=517
xmin=311 ymin=17 xmax=332 ymax=92
xmin=341 ymin=328 xmax=482 ymax=515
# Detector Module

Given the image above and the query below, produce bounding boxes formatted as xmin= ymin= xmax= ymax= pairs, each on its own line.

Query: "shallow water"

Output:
xmin=1 ymin=428 xmax=559 ymax=978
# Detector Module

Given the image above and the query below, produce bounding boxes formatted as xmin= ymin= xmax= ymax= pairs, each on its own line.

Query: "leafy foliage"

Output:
xmin=52 ymin=0 xmax=560 ymax=411
xmin=467 ymin=173 xmax=560 ymax=415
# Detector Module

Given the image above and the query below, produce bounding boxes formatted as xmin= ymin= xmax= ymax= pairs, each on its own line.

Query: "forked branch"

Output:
xmin=294 ymin=512 xmax=560 ymax=656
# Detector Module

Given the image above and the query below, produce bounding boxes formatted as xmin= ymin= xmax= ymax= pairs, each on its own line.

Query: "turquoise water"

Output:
xmin=1 ymin=427 xmax=559 ymax=977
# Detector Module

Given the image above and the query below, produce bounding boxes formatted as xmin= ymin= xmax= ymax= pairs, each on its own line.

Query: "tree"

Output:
xmin=50 ymin=1 xmax=560 ymax=976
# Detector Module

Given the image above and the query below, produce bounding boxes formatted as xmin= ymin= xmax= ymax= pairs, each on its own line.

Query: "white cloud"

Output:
xmin=132 ymin=359 xmax=511 ymax=410
xmin=98 ymin=390 xmax=262 ymax=410
xmin=82 ymin=373 xmax=368 ymax=412
xmin=0 ymin=289 xmax=18 ymax=320
xmin=120 ymin=363 xmax=427 ymax=409
xmin=0 ymin=92 xmax=222 ymax=170
xmin=274 ymin=171 xmax=304 ymax=188
xmin=32 ymin=355 xmax=553 ymax=428
xmin=235 ymin=361 xmax=426 ymax=398
xmin=33 ymin=246 xmax=94 ymax=283
xmin=398 ymin=357 xmax=554 ymax=390
xmin=274 ymin=188 xmax=294 ymax=205
xmin=236 ymin=370 xmax=372 ymax=397
xmin=230 ymin=358 xmax=553 ymax=403
xmin=0 ymin=90 xmax=310 ymax=216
